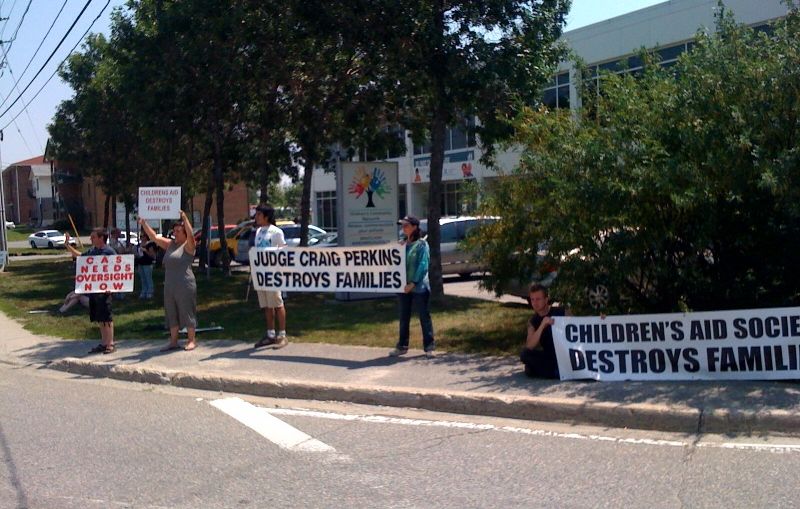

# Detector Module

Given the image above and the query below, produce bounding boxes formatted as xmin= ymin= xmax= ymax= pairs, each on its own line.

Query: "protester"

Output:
xmin=64 ymin=229 xmax=117 ymax=354
xmin=252 ymin=205 xmax=289 ymax=349
xmin=520 ymin=283 xmax=566 ymax=379
xmin=58 ymin=290 xmax=89 ymax=314
xmin=138 ymin=211 xmax=198 ymax=351
xmin=389 ymin=215 xmax=436 ymax=358
xmin=134 ymin=231 xmax=157 ymax=299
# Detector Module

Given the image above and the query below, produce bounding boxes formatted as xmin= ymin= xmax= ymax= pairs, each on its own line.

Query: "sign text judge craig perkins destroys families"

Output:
xmin=249 ymin=244 xmax=405 ymax=293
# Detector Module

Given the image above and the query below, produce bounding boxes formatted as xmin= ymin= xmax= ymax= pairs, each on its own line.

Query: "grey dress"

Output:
xmin=163 ymin=241 xmax=197 ymax=329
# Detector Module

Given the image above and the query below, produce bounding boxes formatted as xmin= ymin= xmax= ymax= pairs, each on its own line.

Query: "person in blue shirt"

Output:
xmin=390 ymin=215 xmax=436 ymax=358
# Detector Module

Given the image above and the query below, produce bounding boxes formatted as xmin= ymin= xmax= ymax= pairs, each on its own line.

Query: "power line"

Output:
xmin=0 ymin=0 xmax=95 ymax=119
xmin=1 ymin=0 xmax=110 ymax=131
xmin=0 ymin=0 xmax=19 ymax=40
xmin=14 ymin=0 xmax=68 ymax=81
xmin=1 ymin=0 xmax=31 ymax=53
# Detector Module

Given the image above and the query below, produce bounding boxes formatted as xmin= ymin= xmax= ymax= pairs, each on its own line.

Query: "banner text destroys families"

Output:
xmin=249 ymin=245 xmax=405 ymax=293
xmin=553 ymin=307 xmax=800 ymax=381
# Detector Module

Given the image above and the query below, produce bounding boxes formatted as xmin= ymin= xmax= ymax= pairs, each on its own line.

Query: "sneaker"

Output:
xmin=255 ymin=332 xmax=276 ymax=348
xmin=425 ymin=350 xmax=436 ymax=359
xmin=388 ymin=348 xmax=408 ymax=357
xmin=272 ymin=335 xmax=288 ymax=349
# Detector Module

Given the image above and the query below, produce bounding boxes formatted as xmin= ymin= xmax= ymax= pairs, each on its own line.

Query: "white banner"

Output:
xmin=249 ymin=244 xmax=405 ymax=293
xmin=553 ymin=307 xmax=800 ymax=381
xmin=138 ymin=186 xmax=181 ymax=219
xmin=75 ymin=254 xmax=135 ymax=294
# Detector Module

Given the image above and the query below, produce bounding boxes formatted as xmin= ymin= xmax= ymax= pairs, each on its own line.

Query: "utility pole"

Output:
xmin=0 ymin=129 xmax=8 ymax=271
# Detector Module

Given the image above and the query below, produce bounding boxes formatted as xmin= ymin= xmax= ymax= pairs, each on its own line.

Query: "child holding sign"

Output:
xmin=65 ymin=229 xmax=117 ymax=354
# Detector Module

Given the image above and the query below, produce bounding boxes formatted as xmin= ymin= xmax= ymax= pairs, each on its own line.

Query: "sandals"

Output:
xmin=88 ymin=344 xmax=105 ymax=354
xmin=160 ymin=344 xmax=182 ymax=352
xmin=88 ymin=343 xmax=116 ymax=355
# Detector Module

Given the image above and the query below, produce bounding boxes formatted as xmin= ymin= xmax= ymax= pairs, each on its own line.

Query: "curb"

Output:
xmin=46 ymin=357 xmax=800 ymax=435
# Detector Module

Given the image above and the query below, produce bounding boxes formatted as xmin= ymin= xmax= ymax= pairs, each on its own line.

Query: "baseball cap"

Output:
xmin=398 ymin=215 xmax=420 ymax=226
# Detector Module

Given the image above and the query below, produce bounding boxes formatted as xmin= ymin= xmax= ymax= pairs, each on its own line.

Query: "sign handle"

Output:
xmin=67 ymin=213 xmax=83 ymax=249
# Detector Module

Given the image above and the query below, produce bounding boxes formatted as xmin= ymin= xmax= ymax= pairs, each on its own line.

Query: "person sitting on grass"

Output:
xmin=59 ymin=290 xmax=89 ymax=314
xmin=64 ymin=229 xmax=117 ymax=355
xmin=520 ymin=283 xmax=566 ymax=379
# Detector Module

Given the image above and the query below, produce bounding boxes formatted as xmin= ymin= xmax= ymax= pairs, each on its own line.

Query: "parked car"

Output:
xmin=233 ymin=222 xmax=331 ymax=264
xmin=4 ymin=220 xmax=15 ymax=229
xmin=28 ymin=230 xmax=76 ymax=249
xmin=405 ymin=216 xmax=499 ymax=277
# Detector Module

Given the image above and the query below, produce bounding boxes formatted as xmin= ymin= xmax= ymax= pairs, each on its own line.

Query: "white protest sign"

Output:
xmin=138 ymin=187 xmax=181 ymax=219
xmin=74 ymin=254 xmax=135 ymax=294
xmin=552 ymin=307 xmax=800 ymax=381
xmin=249 ymin=244 xmax=405 ymax=293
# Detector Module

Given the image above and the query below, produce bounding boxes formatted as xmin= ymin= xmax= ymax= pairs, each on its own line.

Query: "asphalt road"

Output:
xmin=2 ymin=363 xmax=800 ymax=509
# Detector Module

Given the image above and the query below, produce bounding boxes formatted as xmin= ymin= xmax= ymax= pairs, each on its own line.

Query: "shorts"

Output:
xmin=88 ymin=293 xmax=113 ymax=323
xmin=257 ymin=290 xmax=284 ymax=309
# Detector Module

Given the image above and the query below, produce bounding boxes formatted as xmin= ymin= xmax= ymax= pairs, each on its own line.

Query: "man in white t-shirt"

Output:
xmin=253 ymin=205 xmax=289 ymax=348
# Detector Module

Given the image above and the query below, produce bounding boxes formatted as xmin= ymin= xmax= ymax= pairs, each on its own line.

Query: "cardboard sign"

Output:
xmin=75 ymin=254 xmax=135 ymax=294
xmin=553 ymin=307 xmax=800 ymax=381
xmin=138 ymin=187 xmax=181 ymax=219
xmin=249 ymin=244 xmax=406 ymax=293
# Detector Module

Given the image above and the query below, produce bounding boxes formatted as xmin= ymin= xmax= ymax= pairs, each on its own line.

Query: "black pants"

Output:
xmin=520 ymin=348 xmax=560 ymax=379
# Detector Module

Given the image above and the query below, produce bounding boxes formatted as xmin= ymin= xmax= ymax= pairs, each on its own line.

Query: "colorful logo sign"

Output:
xmin=348 ymin=166 xmax=391 ymax=208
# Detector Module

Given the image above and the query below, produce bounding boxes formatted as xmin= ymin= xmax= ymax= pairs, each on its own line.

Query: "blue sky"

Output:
xmin=0 ymin=0 xmax=664 ymax=166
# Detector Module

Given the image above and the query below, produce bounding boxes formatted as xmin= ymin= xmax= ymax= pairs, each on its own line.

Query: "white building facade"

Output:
xmin=309 ymin=0 xmax=789 ymax=232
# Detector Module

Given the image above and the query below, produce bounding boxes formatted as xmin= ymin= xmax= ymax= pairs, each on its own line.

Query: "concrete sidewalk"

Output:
xmin=2 ymin=310 xmax=800 ymax=435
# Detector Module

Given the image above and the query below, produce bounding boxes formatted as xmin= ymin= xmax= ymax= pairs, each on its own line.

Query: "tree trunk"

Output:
xmin=198 ymin=174 xmax=214 ymax=270
xmin=124 ymin=199 xmax=132 ymax=250
xmin=427 ymin=109 xmax=446 ymax=299
xmin=426 ymin=0 xmax=447 ymax=300
xmin=213 ymin=132 xmax=230 ymax=274
xmin=299 ymin=156 xmax=314 ymax=247
xmin=103 ymin=194 xmax=111 ymax=228
xmin=259 ymin=152 xmax=269 ymax=205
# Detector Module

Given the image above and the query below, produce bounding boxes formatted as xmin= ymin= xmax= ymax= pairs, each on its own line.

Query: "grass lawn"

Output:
xmin=5 ymin=226 xmax=35 ymax=242
xmin=9 ymin=248 xmax=70 ymax=256
xmin=0 ymin=258 xmax=530 ymax=356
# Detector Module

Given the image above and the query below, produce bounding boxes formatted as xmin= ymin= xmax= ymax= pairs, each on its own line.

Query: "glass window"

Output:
xmin=598 ymin=59 xmax=621 ymax=73
xmin=398 ymin=185 xmax=406 ymax=219
xmin=657 ymin=44 xmax=685 ymax=62
xmin=315 ymin=191 xmax=337 ymax=232
xmin=557 ymin=85 xmax=570 ymax=109
xmin=543 ymin=88 xmax=557 ymax=109
xmin=441 ymin=182 xmax=476 ymax=216
xmin=557 ymin=72 xmax=570 ymax=86
xmin=450 ymin=125 xmax=468 ymax=150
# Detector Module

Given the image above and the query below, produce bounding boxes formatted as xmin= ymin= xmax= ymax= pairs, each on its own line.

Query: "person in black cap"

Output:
xmin=390 ymin=215 xmax=436 ymax=358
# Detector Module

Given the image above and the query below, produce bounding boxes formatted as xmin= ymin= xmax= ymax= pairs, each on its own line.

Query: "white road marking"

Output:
xmin=263 ymin=407 xmax=800 ymax=454
xmin=210 ymin=397 xmax=336 ymax=453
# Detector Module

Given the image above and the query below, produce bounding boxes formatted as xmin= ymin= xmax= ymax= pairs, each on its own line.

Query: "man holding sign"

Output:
xmin=65 ymin=229 xmax=117 ymax=354
xmin=252 ymin=205 xmax=289 ymax=349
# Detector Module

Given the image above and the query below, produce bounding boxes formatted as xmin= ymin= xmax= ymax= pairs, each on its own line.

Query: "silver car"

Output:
xmin=234 ymin=223 xmax=330 ymax=264
xmin=28 ymin=230 xmax=76 ymax=249
xmin=415 ymin=216 xmax=499 ymax=277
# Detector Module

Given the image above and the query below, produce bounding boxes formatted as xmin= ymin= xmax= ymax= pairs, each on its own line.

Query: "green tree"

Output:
xmin=472 ymin=5 xmax=800 ymax=313
xmin=378 ymin=0 xmax=570 ymax=298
